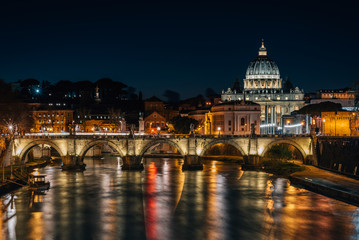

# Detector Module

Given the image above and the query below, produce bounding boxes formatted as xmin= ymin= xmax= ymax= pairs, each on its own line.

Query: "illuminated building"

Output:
xmin=189 ymin=100 xmax=261 ymax=135
xmin=221 ymin=41 xmax=305 ymax=134
xmin=31 ymin=109 xmax=73 ymax=133
xmin=144 ymin=111 xmax=166 ymax=133
xmin=321 ymin=111 xmax=359 ymax=136
xmin=144 ymin=96 xmax=165 ymax=116
xmin=281 ymin=113 xmax=310 ymax=135
xmin=144 ymin=96 xmax=179 ymax=121
xmin=74 ymin=111 xmax=125 ymax=133
xmin=310 ymin=89 xmax=356 ymax=111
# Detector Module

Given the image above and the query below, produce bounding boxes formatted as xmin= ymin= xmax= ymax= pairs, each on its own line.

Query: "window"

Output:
xmin=228 ymin=120 xmax=231 ymax=126
xmin=38 ymin=114 xmax=41 ymax=117
xmin=154 ymin=114 xmax=157 ymax=118
xmin=241 ymin=118 xmax=245 ymax=126
xmin=229 ymin=127 xmax=231 ymax=131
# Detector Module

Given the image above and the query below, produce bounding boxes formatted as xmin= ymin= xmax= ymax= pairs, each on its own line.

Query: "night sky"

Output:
xmin=1 ymin=1 xmax=358 ymax=99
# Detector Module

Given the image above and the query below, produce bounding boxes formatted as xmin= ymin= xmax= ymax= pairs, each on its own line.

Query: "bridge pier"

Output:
xmin=304 ymin=155 xmax=317 ymax=165
xmin=61 ymin=155 xmax=86 ymax=171
xmin=182 ymin=155 xmax=203 ymax=170
xmin=121 ymin=156 xmax=144 ymax=170
xmin=244 ymin=155 xmax=262 ymax=169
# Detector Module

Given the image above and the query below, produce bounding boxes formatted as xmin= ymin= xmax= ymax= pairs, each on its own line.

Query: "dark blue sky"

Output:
xmin=1 ymin=1 xmax=358 ymax=99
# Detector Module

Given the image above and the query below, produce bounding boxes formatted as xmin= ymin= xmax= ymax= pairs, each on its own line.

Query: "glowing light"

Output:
xmin=284 ymin=123 xmax=303 ymax=128
xmin=196 ymin=148 xmax=202 ymax=155
xmin=33 ymin=168 xmax=39 ymax=176
xmin=260 ymin=123 xmax=276 ymax=128
xmin=258 ymin=147 xmax=264 ymax=155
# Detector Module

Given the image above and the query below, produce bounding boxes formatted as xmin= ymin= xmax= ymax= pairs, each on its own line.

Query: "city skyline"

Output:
xmin=1 ymin=1 xmax=358 ymax=99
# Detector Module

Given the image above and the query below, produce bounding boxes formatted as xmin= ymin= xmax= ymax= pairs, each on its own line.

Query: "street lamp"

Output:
xmin=217 ymin=127 xmax=221 ymax=136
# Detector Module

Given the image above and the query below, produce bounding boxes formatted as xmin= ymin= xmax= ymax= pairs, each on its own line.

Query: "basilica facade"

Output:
xmin=221 ymin=41 xmax=305 ymax=134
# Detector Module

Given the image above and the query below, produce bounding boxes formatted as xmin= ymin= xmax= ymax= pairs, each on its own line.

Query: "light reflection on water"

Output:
xmin=0 ymin=157 xmax=358 ymax=240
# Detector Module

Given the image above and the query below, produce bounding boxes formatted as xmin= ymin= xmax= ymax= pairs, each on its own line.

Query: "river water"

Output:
xmin=1 ymin=157 xmax=358 ymax=240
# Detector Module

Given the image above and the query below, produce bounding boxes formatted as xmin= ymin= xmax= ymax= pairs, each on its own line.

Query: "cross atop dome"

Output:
xmin=258 ymin=39 xmax=267 ymax=56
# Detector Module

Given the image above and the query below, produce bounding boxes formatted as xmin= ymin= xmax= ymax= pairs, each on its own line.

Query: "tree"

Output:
xmin=163 ymin=90 xmax=180 ymax=104
xmin=205 ymin=88 xmax=217 ymax=98
xmin=95 ymin=78 xmax=127 ymax=102
xmin=265 ymin=144 xmax=293 ymax=160
xmin=108 ymin=108 xmax=125 ymax=132
xmin=127 ymin=86 xmax=138 ymax=100
xmin=169 ymin=116 xmax=199 ymax=134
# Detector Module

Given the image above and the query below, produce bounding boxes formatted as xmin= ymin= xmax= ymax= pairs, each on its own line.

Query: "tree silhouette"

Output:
xmin=163 ymin=90 xmax=180 ymax=104
xmin=169 ymin=116 xmax=199 ymax=134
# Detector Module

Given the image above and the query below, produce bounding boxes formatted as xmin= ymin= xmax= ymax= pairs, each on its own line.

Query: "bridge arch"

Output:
xmin=19 ymin=140 xmax=65 ymax=163
xmin=260 ymin=139 xmax=307 ymax=160
xmin=199 ymin=139 xmax=246 ymax=157
xmin=138 ymin=139 xmax=185 ymax=159
xmin=78 ymin=140 xmax=125 ymax=161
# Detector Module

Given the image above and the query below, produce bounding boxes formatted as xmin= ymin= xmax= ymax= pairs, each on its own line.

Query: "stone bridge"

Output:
xmin=11 ymin=133 xmax=316 ymax=170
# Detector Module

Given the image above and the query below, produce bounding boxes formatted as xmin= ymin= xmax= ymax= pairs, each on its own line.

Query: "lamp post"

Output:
xmin=8 ymin=124 xmax=15 ymax=180
xmin=217 ymin=127 xmax=221 ymax=136
xmin=335 ymin=112 xmax=337 ymax=136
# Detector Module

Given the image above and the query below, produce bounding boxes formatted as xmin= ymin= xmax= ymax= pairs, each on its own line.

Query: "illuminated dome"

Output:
xmin=245 ymin=41 xmax=280 ymax=80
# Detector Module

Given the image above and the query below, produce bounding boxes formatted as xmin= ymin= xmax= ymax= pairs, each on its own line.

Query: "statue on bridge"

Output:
xmin=129 ymin=124 xmax=135 ymax=138
xmin=190 ymin=123 xmax=195 ymax=136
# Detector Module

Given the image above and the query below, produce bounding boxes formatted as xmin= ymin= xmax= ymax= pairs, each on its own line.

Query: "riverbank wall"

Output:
xmin=289 ymin=175 xmax=359 ymax=207
xmin=316 ymin=136 xmax=359 ymax=177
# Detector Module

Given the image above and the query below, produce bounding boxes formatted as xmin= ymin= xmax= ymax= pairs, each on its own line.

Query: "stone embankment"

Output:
xmin=290 ymin=162 xmax=359 ymax=206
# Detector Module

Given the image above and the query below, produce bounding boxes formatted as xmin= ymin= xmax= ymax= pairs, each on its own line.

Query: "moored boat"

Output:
xmin=28 ymin=173 xmax=50 ymax=191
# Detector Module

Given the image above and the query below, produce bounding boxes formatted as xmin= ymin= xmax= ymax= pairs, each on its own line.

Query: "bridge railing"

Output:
xmin=16 ymin=132 xmax=312 ymax=140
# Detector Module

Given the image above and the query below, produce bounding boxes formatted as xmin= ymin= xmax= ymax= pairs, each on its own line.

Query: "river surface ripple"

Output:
xmin=1 ymin=157 xmax=358 ymax=240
